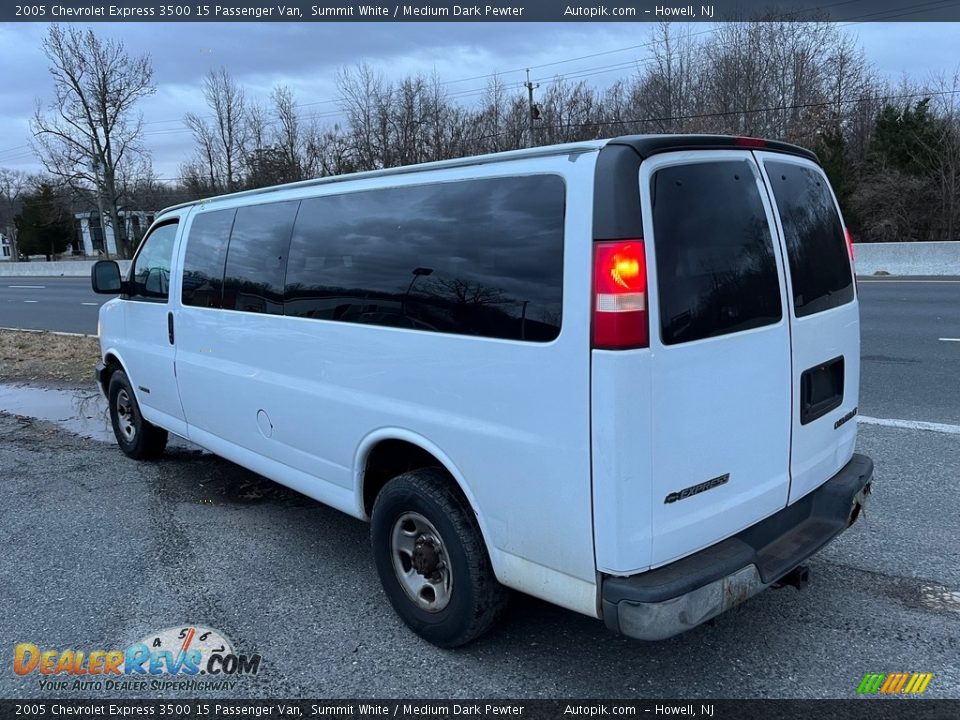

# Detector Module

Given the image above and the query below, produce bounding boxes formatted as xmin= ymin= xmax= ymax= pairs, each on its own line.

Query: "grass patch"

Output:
xmin=0 ymin=329 xmax=100 ymax=387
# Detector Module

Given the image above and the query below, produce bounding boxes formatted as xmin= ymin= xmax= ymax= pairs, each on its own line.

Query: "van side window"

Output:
xmin=181 ymin=209 xmax=236 ymax=309
xmin=129 ymin=221 xmax=178 ymax=302
xmin=284 ymin=175 xmax=565 ymax=342
xmin=652 ymin=161 xmax=783 ymax=345
xmin=222 ymin=201 xmax=299 ymax=315
xmin=764 ymin=161 xmax=854 ymax=317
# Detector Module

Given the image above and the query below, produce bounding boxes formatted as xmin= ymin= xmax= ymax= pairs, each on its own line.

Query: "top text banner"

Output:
xmin=5 ymin=0 xmax=960 ymax=22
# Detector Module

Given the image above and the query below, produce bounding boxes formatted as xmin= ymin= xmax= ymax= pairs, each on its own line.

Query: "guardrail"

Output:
xmin=854 ymin=241 xmax=960 ymax=276
xmin=0 ymin=260 xmax=132 ymax=277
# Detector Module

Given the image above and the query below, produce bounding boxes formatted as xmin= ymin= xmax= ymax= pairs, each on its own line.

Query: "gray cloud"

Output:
xmin=0 ymin=21 xmax=956 ymax=180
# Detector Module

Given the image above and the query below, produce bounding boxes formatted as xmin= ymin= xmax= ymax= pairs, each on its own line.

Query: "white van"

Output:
xmin=92 ymin=135 xmax=873 ymax=647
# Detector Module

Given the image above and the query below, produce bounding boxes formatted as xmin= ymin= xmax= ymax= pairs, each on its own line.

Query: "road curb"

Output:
xmin=0 ymin=326 xmax=99 ymax=339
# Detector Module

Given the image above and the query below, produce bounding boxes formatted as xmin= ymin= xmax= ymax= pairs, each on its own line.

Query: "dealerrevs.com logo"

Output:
xmin=13 ymin=625 xmax=262 ymax=692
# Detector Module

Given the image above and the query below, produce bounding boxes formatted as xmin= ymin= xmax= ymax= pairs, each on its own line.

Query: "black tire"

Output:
xmin=371 ymin=468 xmax=508 ymax=647
xmin=107 ymin=369 xmax=168 ymax=460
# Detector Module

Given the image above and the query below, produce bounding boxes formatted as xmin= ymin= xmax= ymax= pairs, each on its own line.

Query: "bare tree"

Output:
xmin=0 ymin=168 xmax=28 ymax=261
xmin=184 ymin=68 xmax=247 ymax=192
xmin=271 ymin=84 xmax=305 ymax=181
xmin=31 ymin=26 xmax=155 ymax=259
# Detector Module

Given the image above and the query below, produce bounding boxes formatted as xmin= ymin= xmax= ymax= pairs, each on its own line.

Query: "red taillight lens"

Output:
xmin=844 ymin=227 xmax=855 ymax=262
xmin=734 ymin=136 xmax=768 ymax=148
xmin=592 ymin=240 xmax=648 ymax=349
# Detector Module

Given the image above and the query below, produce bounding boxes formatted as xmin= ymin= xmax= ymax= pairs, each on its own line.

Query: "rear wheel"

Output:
xmin=371 ymin=468 xmax=508 ymax=647
xmin=108 ymin=369 xmax=168 ymax=460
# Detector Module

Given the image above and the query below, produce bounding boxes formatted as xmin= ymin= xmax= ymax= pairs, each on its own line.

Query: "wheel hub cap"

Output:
xmin=390 ymin=512 xmax=453 ymax=613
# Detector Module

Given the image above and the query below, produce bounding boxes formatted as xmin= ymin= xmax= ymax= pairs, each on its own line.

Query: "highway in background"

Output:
xmin=2 ymin=275 xmax=959 ymax=425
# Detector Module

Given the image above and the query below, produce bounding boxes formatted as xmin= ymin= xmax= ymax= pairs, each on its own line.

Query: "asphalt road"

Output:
xmin=0 ymin=277 xmax=104 ymax=335
xmin=2 ymin=275 xmax=959 ymax=426
xmin=858 ymin=278 xmax=960 ymax=426
xmin=0 ymin=412 xmax=957 ymax=700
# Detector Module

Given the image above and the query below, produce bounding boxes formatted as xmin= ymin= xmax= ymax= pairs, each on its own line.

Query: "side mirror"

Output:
xmin=91 ymin=260 xmax=124 ymax=294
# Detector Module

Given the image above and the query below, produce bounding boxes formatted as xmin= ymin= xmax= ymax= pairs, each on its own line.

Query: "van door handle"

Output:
xmin=167 ymin=312 xmax=175 ymax=345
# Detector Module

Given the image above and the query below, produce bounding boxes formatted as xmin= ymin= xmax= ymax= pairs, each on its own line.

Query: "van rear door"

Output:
xmin=641 ymin=150 xmax=793 ymax=567
xmin=755 ymin=153 xmax=859 ymax=504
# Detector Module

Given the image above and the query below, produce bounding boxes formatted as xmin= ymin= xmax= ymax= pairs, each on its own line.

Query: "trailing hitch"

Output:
xmin=773 ymin=565 xmax=810 ymax=590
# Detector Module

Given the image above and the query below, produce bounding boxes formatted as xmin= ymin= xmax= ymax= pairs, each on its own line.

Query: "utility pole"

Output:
xmin=525 ymin=69 xmax=540 ymax=148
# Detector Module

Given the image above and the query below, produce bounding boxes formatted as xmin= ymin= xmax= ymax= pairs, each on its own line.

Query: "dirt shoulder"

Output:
xmin=0 ymin=329 xmax=100 ymax=387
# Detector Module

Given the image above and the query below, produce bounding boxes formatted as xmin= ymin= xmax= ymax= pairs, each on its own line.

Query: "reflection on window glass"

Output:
xmin=652 ymin=161 xmax=782 ymax=345
xmin=765 ymin=161 xmax=853 ymax=317
xmin=222 ymin=201 xmax=299 ymax=315
xmin=130 ymin=222 xmax=178 ymax=301
xmin=182 ymin=209 xmax=235 ymax=308
xmin=284 ymin=175 xmax=565 ymax=342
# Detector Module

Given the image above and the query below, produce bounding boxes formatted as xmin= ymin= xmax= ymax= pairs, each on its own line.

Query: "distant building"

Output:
xmin=74 ymin=210 xmax=156 ymax=257
xmin=0 ymin=233 xmax=11 ymax=261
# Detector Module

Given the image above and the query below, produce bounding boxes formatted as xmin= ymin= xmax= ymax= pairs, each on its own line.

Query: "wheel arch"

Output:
xmin=353 ymin=429 xmax=499 ymax=568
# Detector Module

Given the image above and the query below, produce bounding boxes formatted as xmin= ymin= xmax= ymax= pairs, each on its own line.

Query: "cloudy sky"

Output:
xmin=0 ymin=21 xmax=957 ymax=180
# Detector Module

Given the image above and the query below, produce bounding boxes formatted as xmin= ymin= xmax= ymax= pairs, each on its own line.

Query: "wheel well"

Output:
xmin=362 ymin=439 xmax=456 ymax=516
xmin=100 ymin=353 xmax=123 ymax=392
xmin=104 ymin=353 xmax=122 ymax=371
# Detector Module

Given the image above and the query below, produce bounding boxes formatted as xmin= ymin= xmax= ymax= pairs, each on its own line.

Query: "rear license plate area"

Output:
xmin=800 ymin=356 xmax=844 ymax=425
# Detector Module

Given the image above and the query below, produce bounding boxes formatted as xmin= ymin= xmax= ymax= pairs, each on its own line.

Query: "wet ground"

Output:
xmin=0 ymin=385 xmax=958 ymax=699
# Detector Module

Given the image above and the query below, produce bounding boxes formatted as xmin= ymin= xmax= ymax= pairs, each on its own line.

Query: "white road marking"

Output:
xmin=940 ymin=338 xmax=960 ymax=342
xmin=859 ymin=416 xmax=960 ymax=435
xmin=81 ymin=302 xmax=99 ymax=306
xmin=7 ymin=284 xmax=46 ymax=289
xmin=23 ymin=300 xmax=38 ymax=303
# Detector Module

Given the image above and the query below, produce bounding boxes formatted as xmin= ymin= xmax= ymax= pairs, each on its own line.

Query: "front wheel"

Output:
xmin=370 ymin=468 xmax=508 ymax=647
xmin=107 ymin=369 xmax=168 ymax=460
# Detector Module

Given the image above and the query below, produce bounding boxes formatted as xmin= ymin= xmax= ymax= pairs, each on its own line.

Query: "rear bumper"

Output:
xmin=601 ymin=453 xmax=874 ymax=640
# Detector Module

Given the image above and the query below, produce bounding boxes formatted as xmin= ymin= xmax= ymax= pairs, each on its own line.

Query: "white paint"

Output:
xmin=7 ymin=284 xmax=45 ymax=289
xmin=81 ymin=302 xmax=99 ymax=306
xmin=859 ymin=416 xmax=960 ymax=435
xmin=920 ymin=585 xmax=960 ymax=616
xmin=939 ymin=338 xmax=960 ymax=342
xmin=22 ymin=300 xmax=37 ymax=303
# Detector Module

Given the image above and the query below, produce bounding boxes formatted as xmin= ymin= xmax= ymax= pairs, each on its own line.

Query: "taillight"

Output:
xmin=592 ymin=240 xmax=648 ymax=349
xmin=734 ymin=136 xmax=768 ymax=148
xmin=844 ymin=227 xmax=856 ymax=262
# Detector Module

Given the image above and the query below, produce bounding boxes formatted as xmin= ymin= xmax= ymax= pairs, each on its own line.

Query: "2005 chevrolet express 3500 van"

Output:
xmin=92 ymin=134 xmax=874 ymax=647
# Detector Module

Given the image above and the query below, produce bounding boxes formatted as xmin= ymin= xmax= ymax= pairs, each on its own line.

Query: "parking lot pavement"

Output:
xmin=1 ymin=412 xmax=957 ymax=700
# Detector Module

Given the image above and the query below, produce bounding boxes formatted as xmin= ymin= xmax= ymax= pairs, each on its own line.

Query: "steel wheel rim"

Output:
xmin=115 ymin=389 xmax=137 ymax=441
xmin=390 ymin=511 xmax=453 ymax=613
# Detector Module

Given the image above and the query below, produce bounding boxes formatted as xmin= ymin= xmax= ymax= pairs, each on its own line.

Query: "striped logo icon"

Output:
xmin=857 ymin=673 xmax=933 ymax=694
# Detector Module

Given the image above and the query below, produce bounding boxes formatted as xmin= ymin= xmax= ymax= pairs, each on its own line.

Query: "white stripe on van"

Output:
xmin=858 ymin=416 xmax=960 ymax=435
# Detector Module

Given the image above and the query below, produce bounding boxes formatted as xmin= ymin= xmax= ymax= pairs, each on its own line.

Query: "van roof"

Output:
xmin=158 ymin=134 xmax=819 ymax=217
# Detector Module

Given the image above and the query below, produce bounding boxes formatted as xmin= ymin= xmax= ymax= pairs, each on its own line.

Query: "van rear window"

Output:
xmin=651 ymin=160 xmax=783 ymax=346
xmin=764 ymin=161 xmax=853 ymax=317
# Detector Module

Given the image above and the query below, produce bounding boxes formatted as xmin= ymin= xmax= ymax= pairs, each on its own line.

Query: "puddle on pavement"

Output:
xmin=0 ymin=383 xmax=306 ymax=506
xmin=0 ymin=384 xmax=114 ymax=442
